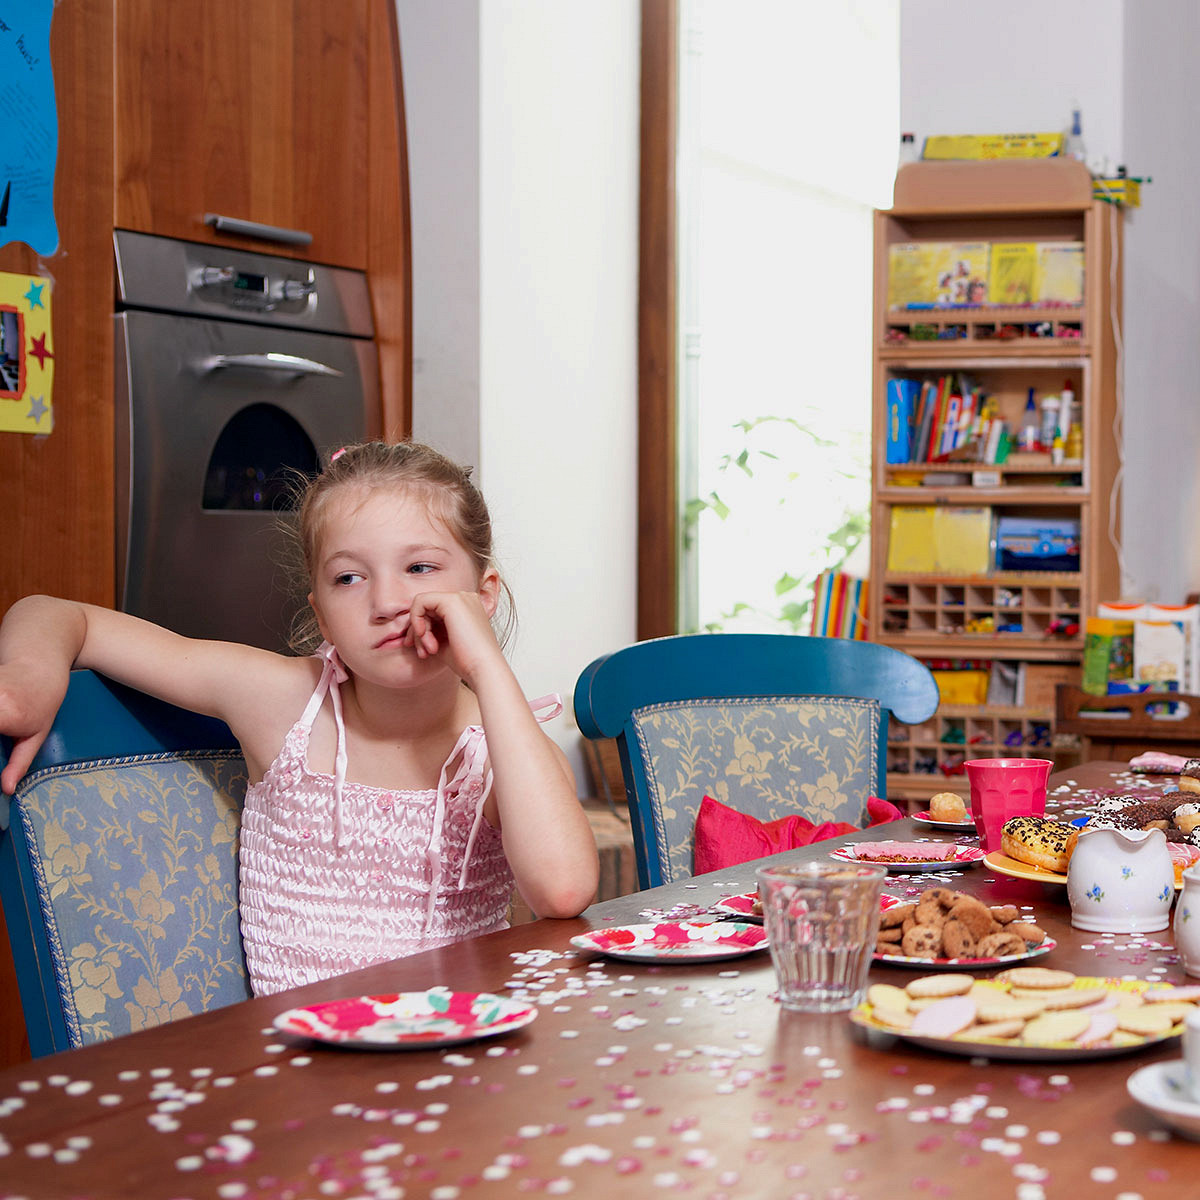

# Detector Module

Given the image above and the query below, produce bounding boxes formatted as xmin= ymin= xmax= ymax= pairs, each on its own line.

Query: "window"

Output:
xmin=638 ymin=0 xmax=899 ymax=636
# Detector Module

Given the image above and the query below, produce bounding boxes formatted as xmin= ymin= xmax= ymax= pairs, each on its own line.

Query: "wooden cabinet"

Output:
xmin=114 ymin=0 xmax=411 ymax=432
xmin=0 ymin=0 xmax=410 ymax=1068
xmin=115 ymin=0 xmax=370 ymax=268
xmin=868 ymin=160 xmax=1122 ymax=801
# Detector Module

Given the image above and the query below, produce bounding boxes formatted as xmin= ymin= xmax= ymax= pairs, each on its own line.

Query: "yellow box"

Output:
xmin=932 ymin=669 xmax=989 ymax=705
xmin=1092 ymin=177 xmax=1141 ymax=207
xmin=922 ymin=133 xmax=1065 ymax=161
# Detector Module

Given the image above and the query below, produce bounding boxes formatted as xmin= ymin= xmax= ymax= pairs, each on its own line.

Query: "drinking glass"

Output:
xmin=755 ymin=860 xmax=887 ymax=1013
xmin=964 ymin=757 xmax=1053 ymax=852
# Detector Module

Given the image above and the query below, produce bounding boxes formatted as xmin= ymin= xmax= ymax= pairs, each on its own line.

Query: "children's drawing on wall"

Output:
xmin=0 ymin=272 xmax=52 ymax=433
xmin=0 ymin=2 xmax=60 ymax=256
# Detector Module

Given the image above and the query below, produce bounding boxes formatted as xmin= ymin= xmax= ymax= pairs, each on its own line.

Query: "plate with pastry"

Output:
xmin=911 ymin=811 xmax=977 ymax=831
xmin=910 ymin=791 xmax=976 ymax=830
xmin=981 ymin=815 xmax=1079 ymax=882
xmin=713 ymin=891 xmax=904 ymax=922
xmin=873 ymin=887 xmax=1056 ymax=967
xmin=851 ymin=973 xmax=1195 ymax=1061
xmin=831 ymin=841 xmax=986 ymax=873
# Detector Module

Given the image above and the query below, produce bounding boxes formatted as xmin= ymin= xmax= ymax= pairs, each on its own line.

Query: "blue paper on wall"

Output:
xmin=0 ymin=3 xmax=60 ymax=256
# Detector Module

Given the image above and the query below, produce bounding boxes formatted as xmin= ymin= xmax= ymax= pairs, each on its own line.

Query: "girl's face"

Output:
xmin=307 ymin=484 xmax=498 ymax=684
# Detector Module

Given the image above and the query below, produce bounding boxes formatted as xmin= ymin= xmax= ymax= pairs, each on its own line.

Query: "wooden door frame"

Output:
xmin=637 ymin=0 xmax=677 ymax=640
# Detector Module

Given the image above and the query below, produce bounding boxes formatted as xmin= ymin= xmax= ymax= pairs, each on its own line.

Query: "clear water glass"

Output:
xmin=755 ymin=860 xmax=887 ymax=1013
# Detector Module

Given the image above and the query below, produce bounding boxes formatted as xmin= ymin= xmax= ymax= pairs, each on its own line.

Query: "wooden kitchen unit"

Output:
xmin=0 ymin=0 xmax=411 ymax=1067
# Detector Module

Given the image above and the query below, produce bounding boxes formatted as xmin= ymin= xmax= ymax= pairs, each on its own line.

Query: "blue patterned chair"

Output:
xmin=0 ymin=670 xmax=251 ymax=1056
xmin=574 ymin=634 xmax=940 ymax=888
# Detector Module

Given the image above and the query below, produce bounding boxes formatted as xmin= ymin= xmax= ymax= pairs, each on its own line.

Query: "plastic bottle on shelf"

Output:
xmin=1019 ymin=388 xmax=1039 ymax=452
xmin=1059 ymin=379 xmax=1075 ymax=440
xmin=1051 ymin=429 xmax=1065 ymax=466
xmin=1065 ymin=422 xmax=1083 ymax=461
xmin=1039 ymin=395 xmax=1060 ymax=452
xmin=899 ymin=132 xmax=918 ymax=167
xmin=1064 ymin=106 xmax=1086 ymax=163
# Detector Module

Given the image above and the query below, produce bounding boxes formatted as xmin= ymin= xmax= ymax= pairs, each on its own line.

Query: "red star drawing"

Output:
xmin=29 ymin=333 xmax=53 ymax=369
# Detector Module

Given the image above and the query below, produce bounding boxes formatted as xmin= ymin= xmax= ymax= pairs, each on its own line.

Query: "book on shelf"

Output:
xmin=891 ymin=374 xmax=1012 ymax=466
xmin=886 ymin=378 xmax=918 ymax=463
xmin=989 ymin=242 xmax=1039 ymax=306
xmin=887 ymin=241 xmax=990 ymax=308
xmin=1036 ymin=241 xmax=1085 ymax=305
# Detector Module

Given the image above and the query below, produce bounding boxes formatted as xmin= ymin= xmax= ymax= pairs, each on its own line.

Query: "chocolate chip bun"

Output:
xmin=1181 ymin=760 xmax=1200 ymax=794
xmin=1000 ymin=816 xmax=1079 ymax=874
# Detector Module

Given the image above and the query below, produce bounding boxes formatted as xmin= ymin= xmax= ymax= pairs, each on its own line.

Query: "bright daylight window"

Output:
xmin=677 ymin=0 xmax=900 ymax=633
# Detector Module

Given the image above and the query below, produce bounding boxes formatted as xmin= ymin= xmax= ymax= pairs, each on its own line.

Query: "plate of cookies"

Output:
xmin=874 ymin=887 xmax=1054 ymax=968
xmin=851 ymin=969 xmax=1200 ymax=1060
xmin=831 ymin=841 xmax=986 ymax=872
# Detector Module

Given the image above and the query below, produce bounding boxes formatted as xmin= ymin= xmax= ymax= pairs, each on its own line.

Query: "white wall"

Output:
xmin=901 ymin=0 xmax=1200 ymax=603
xmin=396 ymin=0 xmax=640 ymax=789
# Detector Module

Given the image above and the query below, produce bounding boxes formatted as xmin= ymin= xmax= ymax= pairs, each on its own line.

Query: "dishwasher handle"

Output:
xmin=196 ymin=353 xmax=343 ymax=378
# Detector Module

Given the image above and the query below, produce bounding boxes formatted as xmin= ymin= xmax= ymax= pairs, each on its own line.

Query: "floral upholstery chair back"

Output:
xmin=629 ymin=696 xmax=879 ymax=885
xmin=3 ymin=748 xmax=250 ymax=1051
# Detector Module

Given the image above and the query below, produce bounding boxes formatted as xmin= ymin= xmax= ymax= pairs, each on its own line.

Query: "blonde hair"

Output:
xmin=287 ymin=441 xmax=514 ymax=652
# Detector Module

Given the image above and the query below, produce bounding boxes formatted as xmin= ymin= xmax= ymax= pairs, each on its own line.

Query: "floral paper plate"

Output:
xmin=911 ymin=811 xmax=977 ymax=831
xmin=570 ymin=920 xmax=767 ymax=962
xmin=273 ymin=988 xmax=537 ymax=1050
xmin=831 ymin=843 xmax=986 ymax=873
xmin=714 ymin=892 xmax=904 ymax=923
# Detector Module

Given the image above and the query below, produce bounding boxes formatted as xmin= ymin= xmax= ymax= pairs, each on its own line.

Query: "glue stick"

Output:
xmin=1060 ymin=379 xmax=1075 ymax=441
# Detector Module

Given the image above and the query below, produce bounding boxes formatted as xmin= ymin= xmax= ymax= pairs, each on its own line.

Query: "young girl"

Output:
xmin=0 ymin=441 xmax=599 ymax=995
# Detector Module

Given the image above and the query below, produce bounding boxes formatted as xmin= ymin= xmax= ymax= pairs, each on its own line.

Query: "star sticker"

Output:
xmin=26 ymin=394 xmax=47 ymax=424
xmin=24 ymin=282 xmax=45 ymax=310
xmin=29 ymin=332 xmax=53 ymax=369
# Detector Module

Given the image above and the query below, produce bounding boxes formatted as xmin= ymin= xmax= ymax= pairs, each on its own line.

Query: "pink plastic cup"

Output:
xmin=964 ymin=758 xmax=1053 ymax=853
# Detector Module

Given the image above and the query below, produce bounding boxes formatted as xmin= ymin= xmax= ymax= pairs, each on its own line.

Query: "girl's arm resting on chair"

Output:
xmin=0 ymin=595 xmax=304 ymax=792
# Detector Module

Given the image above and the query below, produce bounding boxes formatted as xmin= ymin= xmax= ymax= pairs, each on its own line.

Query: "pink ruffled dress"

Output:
xmin=239 ymin=643 xmax=561 ymax=996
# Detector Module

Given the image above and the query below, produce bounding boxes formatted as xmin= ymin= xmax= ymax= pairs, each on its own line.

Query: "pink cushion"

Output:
xmin=693 ymin=794 xmax=904 ymax=875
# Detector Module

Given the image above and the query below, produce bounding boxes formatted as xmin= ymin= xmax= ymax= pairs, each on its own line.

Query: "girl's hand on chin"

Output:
xmin=404 ymin=591 xmax=502 ymax=682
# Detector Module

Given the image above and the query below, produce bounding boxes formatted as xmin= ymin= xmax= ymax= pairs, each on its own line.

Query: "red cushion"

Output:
xmin=693 ymin=794 xmax=904 ymax=875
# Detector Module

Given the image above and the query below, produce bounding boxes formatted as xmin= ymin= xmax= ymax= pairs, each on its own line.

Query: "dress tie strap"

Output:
xmin=307 ymin=642 xmax=350 ymax=849
xmin=423 ymin=693 xmax=565 ymax=933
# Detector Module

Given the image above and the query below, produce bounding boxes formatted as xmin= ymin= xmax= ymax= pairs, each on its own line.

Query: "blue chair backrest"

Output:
xmin=0 ymin=670 xmax=251 ymax=1056
xmin=574 ymin=633 xmax=940 ymax=888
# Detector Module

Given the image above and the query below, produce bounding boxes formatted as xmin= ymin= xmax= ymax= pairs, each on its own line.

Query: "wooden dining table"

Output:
xmin=2 ymin=760 xmax=1198 ymax=1199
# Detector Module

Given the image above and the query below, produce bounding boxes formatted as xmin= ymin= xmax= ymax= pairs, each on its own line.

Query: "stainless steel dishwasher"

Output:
xmin=114 ymin=230 xmax=381 ymax=652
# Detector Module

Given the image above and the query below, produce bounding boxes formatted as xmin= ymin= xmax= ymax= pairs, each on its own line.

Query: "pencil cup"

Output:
xmin=755 ymin=861 xmax=887 ymax=1013
xmin=964 ymin=758 xmax=1053 ymax=853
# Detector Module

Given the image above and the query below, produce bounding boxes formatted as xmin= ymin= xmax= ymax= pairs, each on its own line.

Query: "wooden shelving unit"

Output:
xmin=869 ymin=160 xmax=1123 ymax=802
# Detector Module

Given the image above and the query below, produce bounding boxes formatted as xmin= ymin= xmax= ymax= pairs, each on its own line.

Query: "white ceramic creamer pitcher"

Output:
xmin=1066 ymin=826 xmax=1174 ymax=932
xmin=1175 ymin=863 xmax=1200 ymax=976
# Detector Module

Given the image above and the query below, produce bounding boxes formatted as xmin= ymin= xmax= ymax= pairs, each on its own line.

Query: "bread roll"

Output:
xmin=1000 ymin=816 xmax=1079 ymax=874
xmin=930 ymin=791 xmax=968 ymax=822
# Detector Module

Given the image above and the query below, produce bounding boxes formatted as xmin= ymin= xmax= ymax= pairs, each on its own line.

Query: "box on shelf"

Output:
xmin=932 ymin=669 xmax=990 ymax=705
xmin=887 ymin=506 xmax=993 ymax=575
xmin=994 ymin=516 xmax=1079 ymax=572
xmin=921 ymin=133 xmax=1065 ymax=160
xmin=1082 ymin=617 xmax=1134 ymax=695
xmin=1098 ymin=601 xmax=1200 ymax=693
